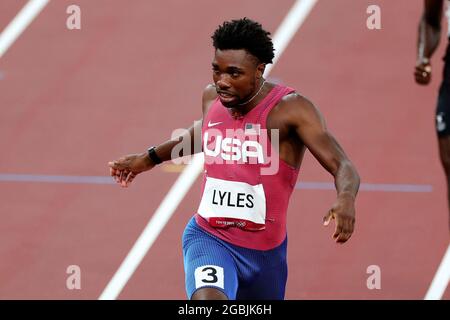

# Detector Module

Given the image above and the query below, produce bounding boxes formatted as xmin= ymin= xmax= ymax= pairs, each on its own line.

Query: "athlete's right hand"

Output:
xmin=108 ymin=152 xmax=154 ymax=188
xmin=414 ymin=59 xmax=432 ymax=85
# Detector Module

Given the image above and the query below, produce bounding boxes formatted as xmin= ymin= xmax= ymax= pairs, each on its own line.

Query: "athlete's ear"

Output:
xmin=257 ymin=63 xmax=266 ymax=78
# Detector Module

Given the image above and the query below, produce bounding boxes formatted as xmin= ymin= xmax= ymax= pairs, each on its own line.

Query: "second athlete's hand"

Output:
xmin=415 ymin=59 xmax=432 ymax=85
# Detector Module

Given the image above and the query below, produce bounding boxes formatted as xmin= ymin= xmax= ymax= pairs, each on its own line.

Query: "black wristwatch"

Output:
xmin=147 ymin=146 xmax=163 ymax=165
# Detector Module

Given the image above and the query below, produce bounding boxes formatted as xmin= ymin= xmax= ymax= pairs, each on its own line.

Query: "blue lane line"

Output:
xmin=0 ymin=174 xmax=434 ymax=192
xmin=296 ymin=182 xmax=433 ymax=193
xmin=0 ymin=174 xmax=115 ymax=185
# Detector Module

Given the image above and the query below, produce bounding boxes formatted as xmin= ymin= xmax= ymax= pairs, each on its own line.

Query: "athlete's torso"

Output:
xmin=195 ymin=84 xmax=300 ymax=250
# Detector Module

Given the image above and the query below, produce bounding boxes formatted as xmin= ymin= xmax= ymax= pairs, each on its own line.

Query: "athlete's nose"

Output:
xmin=216 ymin=78 xmax=231 ymax=91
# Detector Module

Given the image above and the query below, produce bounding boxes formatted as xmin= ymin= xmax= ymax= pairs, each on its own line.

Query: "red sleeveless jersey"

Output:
xmin=195 ymin=84 xmax=300 ymax=250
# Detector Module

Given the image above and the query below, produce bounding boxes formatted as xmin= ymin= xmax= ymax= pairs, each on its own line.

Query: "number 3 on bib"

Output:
xmin=194 ymin=265 xmax=224 ymax=289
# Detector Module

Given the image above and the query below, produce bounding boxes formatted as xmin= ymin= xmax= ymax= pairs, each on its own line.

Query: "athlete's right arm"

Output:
xmin=415 ymin=0 xmax=444 ymax=85
xmin=108 ymin=84 xmax=217 ymax=187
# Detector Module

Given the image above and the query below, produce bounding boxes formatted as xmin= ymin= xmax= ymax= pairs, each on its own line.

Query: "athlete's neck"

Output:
xmin=229 ymin=80 xmax=271 ymax=119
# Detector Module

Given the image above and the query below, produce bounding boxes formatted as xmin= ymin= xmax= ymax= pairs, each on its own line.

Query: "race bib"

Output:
xmin=197 ymin=177 xmax=266 ymax=231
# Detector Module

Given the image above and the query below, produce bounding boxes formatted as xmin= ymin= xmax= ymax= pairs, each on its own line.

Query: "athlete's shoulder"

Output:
xmin=268 ymin=91 xmax=323 ymax=129
xmin=275 ymin=91 xmax=317 ymax=116
xmin=279 ymin=91 xmax=312 ymax=106
xmin=202 ymin=84 xmax=218 ymax=115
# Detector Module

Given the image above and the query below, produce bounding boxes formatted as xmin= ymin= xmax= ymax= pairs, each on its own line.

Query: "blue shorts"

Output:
xmin=182 ymin=216 xmax=288 ymax=300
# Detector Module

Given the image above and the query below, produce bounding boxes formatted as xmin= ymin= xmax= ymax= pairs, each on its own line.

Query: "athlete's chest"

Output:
xmin=203 ymin=115 xmax=268 ymax=165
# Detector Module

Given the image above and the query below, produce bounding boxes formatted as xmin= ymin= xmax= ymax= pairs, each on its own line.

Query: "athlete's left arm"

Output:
xmin=285 ymin=94 xmax=360 ymax=243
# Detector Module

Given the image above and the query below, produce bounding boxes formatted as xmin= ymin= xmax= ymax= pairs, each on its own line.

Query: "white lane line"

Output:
xmin=99 ymin=154 xmax=204 ymax=300
xmin=99 ymin=0 xmax=319 ymax=300
xmin=0 ymin=0 xmax=50 ymax=59
xmin=264 ymin=0 xmax=318 ymax=76
xmin=424 ymin=244 xmax=450 ymax=300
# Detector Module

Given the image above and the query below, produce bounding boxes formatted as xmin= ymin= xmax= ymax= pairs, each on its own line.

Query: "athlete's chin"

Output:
xmin=219 ymin=97 xmax=239 ymax=108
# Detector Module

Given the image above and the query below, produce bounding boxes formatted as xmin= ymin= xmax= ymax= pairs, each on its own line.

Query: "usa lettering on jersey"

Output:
xmin=203 ymin=129 xmax=265 ymax=164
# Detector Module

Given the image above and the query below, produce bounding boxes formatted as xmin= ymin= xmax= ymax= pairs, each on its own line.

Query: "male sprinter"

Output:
xmin=109 ymin=18 xmax=360 ymax=299
xmin=415 ymin=0 xmax=450 ymax=231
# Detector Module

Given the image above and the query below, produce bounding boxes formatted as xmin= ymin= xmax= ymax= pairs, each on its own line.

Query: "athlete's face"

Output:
xmin=212 ymin=49 xmax=265 ymax=108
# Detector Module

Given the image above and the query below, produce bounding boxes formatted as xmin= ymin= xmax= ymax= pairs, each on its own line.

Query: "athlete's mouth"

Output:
xmin=217 ymin=91 xmax=237 ymax=103
xmin=217 ymin=90 xmax=235 ymax=97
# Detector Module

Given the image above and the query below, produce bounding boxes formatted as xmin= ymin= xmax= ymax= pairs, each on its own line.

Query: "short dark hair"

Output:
xmin=211 ymin=18 xmax=275 ymax=64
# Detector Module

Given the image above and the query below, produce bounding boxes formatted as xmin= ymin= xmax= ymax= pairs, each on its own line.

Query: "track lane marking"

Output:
xmin=0 ymin=0 xmax=49 ymax=59
xmin=425 ymin=244 xmax=450 ymax=300
xmin=0 ymin=173 xmax=434 ymax=193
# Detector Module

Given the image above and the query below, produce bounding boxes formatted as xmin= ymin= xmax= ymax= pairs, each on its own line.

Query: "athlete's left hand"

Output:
xmin=323 ymin=193 xmax=355 ymax=244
